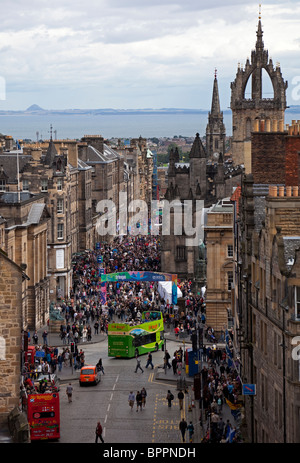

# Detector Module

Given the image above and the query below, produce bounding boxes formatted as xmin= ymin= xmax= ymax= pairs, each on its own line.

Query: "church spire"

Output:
xmin=256 ymin=4 xmax=264 ymax=51
xmin=210 ymin=69 xmax=221 ymax=116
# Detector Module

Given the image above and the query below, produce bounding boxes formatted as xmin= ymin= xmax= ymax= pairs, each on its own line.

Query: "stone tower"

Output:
xmin=230 ymin=16 xmax=288 ymax=171
xmin=206 ymin=70 xmax=226 ymax=161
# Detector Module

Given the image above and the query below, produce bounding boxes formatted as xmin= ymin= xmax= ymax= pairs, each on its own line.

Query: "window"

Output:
xmin=57 ymin=198 xmax=64 ymax=214
xmin=261 ymin=372 xmax=268 ymax=411
xmin=57 ymin=223 xmax=64 ymax=240
xmin=41 ymin=179 xmax=48 ymax=192
xmin=227 ymin=244 xmax=233 ymax=258
xmin=295 ymin=287 xmax=300 ymax=320
xmin=227 ymin=271 xmax=233 ymax=291
xmin=260 ymin=320 xmax=267 ymax=355
xmin=0 ymin=179 xmax=6 ymax=191
xmin=176 ymin=246 xmax=186 ymax=261
xmin=22 ymin=179 xmax=29 ymax=191
xmin=57 ymin=178 xmax=63 ymax=191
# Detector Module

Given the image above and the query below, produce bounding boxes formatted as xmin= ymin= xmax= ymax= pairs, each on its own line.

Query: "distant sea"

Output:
xmin=0 ymin=109 xmax=300 ymax=141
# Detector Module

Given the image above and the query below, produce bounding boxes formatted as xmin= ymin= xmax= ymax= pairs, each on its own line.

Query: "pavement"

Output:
xmin=0 ymin=324 xmax=235 ymax=444
xmin=28 ymin=324 xmax=234 ymax=444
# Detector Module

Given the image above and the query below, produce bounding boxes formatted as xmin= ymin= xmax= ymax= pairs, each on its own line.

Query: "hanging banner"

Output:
xmin=100 ymin=271 xmax=178 ymax=304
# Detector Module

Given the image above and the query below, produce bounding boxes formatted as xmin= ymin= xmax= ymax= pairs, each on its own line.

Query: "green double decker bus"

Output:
xmin=108 ymin=311 xmax=165 ymax=358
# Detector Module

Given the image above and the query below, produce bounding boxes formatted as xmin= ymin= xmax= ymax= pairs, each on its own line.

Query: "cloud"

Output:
xmin=0 ymin=0 xmax=300 ymax=109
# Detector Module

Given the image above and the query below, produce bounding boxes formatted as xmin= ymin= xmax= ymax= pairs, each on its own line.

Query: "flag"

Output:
xmin=225 ymin=397 xmax=242 ymax=411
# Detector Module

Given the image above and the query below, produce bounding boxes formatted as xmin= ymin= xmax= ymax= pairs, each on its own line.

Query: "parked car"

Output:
xmin=79 ymin=365 xmax=101 ymax=386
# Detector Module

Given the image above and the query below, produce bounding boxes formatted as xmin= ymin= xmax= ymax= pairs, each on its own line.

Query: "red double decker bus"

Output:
xmin=27 ymin=392 xmax=60 ymax=441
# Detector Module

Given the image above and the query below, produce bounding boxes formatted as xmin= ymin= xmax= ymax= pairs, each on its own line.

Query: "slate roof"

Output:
xmin=26 ymin=203 xmax=46 ymax=225
xmin=85 ymin=145 xmax=122 ymax=164
xmin=0 ymin=154 xmax=32 ymax=183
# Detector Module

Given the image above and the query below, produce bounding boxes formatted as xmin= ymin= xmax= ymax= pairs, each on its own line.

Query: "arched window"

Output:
xmin=262 ymin=68 xmax=274 ymax=99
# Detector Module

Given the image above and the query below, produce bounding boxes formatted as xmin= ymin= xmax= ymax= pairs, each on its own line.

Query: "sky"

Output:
xmin=1 ymin=0 xmax=300 ymax=110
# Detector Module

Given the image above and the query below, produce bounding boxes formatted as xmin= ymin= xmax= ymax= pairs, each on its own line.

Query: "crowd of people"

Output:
xmin=21 ymin=234 xmax=243 ymax=443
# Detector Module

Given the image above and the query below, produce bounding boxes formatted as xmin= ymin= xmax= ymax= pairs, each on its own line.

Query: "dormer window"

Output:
xmin=41 ymin=179 xmax=48 ymax=192
xmin=56 ymin=158 xmax=62 ymax=172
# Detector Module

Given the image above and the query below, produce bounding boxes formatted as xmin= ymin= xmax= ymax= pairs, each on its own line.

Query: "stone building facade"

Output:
xmin=0 ymin=192 xmax=50 ymax=330
xmin=78 ymin=135 xmax=125 ymax=241
xmin=230 ymin=18 xmax=287 ymax=171
xmin=161 ymin=129 xmax=242 ymax=289
xmin=204 ymin=198 xmax=234 ymax=332
xmin=0 ymin=251 xmax=24 ymax=425
xmin=235 ymin=176 xmax=300 ymax=443
xmin=19 ymin=140 xmax=80 ymax=301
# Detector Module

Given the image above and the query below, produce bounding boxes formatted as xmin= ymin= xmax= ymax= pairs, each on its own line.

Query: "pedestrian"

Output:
xmin=172 ymin=356 xmax=177 ymax=374
xmin=94 ymin=321 xmax=99 ymax=335
xmin=42 ymin=330 xmax=48 ymax=346
xmin=178 ymin=390 xmax=184 ymax=410
xmin=145 ymin=352 xmax=154 ymax=369
xmin=166 ymin=390 xmax=174 ymax=407
xmin=141 ymin=387 xmax=147 ymax=408
xmin=135 ymin=356 xmax=144 ymax=373
xmin=96 ymin=358 xmax=105 ymax=374
xmin=179 ymin=418 xmax=187 ymax=442
xmin=128 ymin=391 xmax=135 ymax=410
xmin=32 ymin=331 xmax=38 ymax=345
xmin=66 ymin=383 xmax=73 ymax=403
xmin=58 ymin=353 xmax=63 ymax=372
xmin=187 ymin=421 xmax=194 ymax=442
xmin=136 ymin=391 xmax=143 ymax=412
xmin=95 ymin=421 xmax=104 ymax=443
xmin=164 ymin=350 xmax=171 ymax=369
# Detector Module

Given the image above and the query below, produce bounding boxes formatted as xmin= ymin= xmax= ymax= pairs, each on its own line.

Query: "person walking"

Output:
xmin=66 ymin=383 xmax=73 ymax=403
xmin=95 ymin=421 xmax=104 ymax=443
xmin=96 ymin=358 xmax=105 ymax=374
xmin=136 ymin=391 xmax=143 ymax=412
xmin=166 ymin=390 xmax=174 ymax=407
xmin=141 ymin=387 xmax=147 ymax=408
xmin=135 ymin=356 xmax=144 ymax=373
xmin=145 ymin=352 xmax=154 ymax=369
xmin=187 ymin=421 xmax=194 ymax=442
xmin=164 ymin=350 xmax=171 ymax=369
xmin=128 ymin=391 xmax=135 ymax=410
xmin=179 ymin=418 xmax=187 ymax=442
xmin=178 ymin=390 xmax=184 ymax=410
xmin=42 ymin=330 xmax=48 ymax=346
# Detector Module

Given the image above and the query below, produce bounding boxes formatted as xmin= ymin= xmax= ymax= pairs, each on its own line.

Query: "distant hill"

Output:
xmin=26 ymin=104 xmax=45 ymax=112
xmin=0 ymin=105 xmax=300 ymax=116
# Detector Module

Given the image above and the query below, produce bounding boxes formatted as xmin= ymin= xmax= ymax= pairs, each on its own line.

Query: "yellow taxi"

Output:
xmin=79 ymin=365 xmax=101 ymax=386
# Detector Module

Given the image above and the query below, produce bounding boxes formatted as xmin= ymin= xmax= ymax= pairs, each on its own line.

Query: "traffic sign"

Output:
xmin=242 ymin=384 xmax=256 ymax=395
